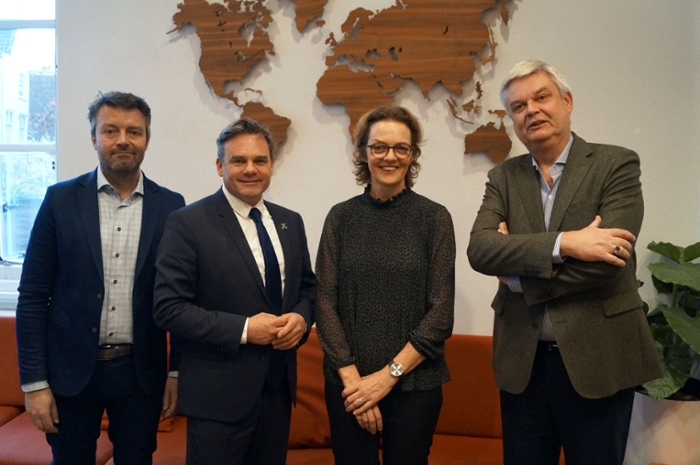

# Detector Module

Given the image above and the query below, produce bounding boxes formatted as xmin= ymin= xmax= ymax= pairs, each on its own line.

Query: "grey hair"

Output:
xmin=216 ymin=118 xmax=276 ymax=161
xmin=500 ymin=60 xmax=571 ymax=109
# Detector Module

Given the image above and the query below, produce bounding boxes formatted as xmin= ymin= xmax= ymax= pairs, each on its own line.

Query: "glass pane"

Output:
xmin=0 ymin=0 xmax=55 ymax=20
xmin=0 ymin=151 xmax=56 ymax=260
xmin=0 ymin=28 xmax=56 ymax=143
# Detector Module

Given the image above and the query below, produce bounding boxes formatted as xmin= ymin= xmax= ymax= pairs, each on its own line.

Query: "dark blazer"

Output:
xmin=16 ymin=169 xmax=185 ymax=397
xmin=467 ymin=134 xmax=662 ymax=399
xmin=153 ymin=189 xmax=316 ymax=423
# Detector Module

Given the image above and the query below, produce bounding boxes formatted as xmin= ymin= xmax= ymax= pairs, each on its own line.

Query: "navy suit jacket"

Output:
xmin=153 ymin=189 xmax=316 ymax=423
xmin=16 ymin=169 xmax=185 ymax=397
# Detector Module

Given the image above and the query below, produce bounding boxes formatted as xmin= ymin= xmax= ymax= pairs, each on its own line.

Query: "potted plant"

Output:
xmin=640 ymin=241 xmax=700 ymax=401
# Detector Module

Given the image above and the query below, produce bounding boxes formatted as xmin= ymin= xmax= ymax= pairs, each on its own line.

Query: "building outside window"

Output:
xmin=0 ymin=0 xmax=56 ymax=274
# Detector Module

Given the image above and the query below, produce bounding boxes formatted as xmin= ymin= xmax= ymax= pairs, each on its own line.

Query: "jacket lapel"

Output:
xmin=215 ymin=191 xmax=268 ymax=301
xmin=134 ymin=175 xmax=160 ymax=281
xmin=76 ymin=170 xmax=103 ymax=280
xmin=549 ymin=135 xmax=593 ymax=232
xmin=515 ymin=155 xmax=547 ymax=233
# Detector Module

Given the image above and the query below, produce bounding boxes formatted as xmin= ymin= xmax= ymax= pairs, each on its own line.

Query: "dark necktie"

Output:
xmin=249 ymin=207 xmax=282 ymax=315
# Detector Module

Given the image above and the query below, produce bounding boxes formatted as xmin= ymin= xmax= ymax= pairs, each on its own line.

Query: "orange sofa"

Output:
xmin=0 ymin=312 xmax=527 ymax=464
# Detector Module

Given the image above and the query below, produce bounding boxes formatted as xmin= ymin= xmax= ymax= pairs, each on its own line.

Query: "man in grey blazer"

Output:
xmin=153 ymin=118 xmax=316 ymax=465
xmin=467 ymin=60 xmax=662 ymax=465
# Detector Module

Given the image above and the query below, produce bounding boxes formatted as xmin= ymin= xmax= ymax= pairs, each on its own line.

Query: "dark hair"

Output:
xmin=352 ymin=105 xmax=423 ymax=188
xmin=216 ymin=118 xmax=276 ymax=161
xmin=88 ymin=91 xmax=152 ymax=140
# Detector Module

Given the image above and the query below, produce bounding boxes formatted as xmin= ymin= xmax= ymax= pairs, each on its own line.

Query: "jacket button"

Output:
xmin=97 ymin=293 xmax=103 ymax=299
xmin=91 ymin=327 xmax=98 ymax=334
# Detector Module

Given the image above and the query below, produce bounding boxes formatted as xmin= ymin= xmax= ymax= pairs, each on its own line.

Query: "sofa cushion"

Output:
xmin=0 ymin=405 xmax=22 ymax=428
xmin=436 ymin=334 xmax=502 ymax=439
xmin=288 ymin=328 xmax=331 ymax=448
xmin=0 ymin=314 xmax=24 ymax=407
xmin=0 ymin=412 xmax=113 ymax=465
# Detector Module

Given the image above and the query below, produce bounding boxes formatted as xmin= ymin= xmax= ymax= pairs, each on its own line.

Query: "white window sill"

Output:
xmin=0 ymin=266 xmax=21 ymax=311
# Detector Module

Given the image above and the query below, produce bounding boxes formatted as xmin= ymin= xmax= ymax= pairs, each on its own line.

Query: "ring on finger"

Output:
xmin=357 ymin=397 xmax=363 ymax=404
xmin=613 ymin=245 xmax=621 ymax=254
xmin=362 ymin=413 xmax=367 ymax=417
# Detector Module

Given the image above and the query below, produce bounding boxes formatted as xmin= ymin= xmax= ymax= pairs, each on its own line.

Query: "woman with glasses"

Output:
xmin=315 ymin=105 xmax=456 ymax=465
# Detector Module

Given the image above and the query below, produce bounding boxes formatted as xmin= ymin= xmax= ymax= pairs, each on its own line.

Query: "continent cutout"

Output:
xmin=171 ymin=0 xmax=290 ymax=145
xmin=464 ymin=122 xmax=511 ymax=164
xmin=317 ymin=0 xmax=514 ymax=162
xmin=241 ymin=102 xmax=291 ymax=149
xmin=288 ymin=0 xmax=328 ymax=33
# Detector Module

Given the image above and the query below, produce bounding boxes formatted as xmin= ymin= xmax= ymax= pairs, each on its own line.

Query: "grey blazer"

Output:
xmin=468 ymin=134 xmax=662 ymax=399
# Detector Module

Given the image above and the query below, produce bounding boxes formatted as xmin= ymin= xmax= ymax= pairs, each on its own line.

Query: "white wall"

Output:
xmin=56 ymin=0 xmax=700 ymax=336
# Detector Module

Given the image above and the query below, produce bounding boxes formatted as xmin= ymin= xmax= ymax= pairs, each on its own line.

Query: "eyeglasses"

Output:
xmin=366 ymin=143 xmax=412 ymax=159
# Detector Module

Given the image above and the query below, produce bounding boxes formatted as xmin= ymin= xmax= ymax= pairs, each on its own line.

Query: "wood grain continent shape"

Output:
xmin=464 ymin=122 xmax=511 ymax=164
xmin=171 ymin=0 xmax=273 ymax=99
xmin=240 ymin=102 xmax=291 ymax=148
xmin=317 ymin=0 xmax=503 ymax=145
xmin=172 ymin=0 xmax=291 ymax=146
xmin=288 ymin=0 xmax=328 ymax=33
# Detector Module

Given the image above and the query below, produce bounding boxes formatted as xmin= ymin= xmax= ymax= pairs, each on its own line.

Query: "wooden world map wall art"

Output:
xmin=170 ymin=0 xmax=515 ymax=164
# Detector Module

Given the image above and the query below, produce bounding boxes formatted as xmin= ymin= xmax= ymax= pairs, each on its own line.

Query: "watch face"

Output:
xmin=390 ymin=362 xmax=403 ymax=377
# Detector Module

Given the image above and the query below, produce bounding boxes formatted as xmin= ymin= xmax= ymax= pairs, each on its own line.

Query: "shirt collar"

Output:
xmin=221 ymin=185 xmax=266 ymax=220
xmin=96 ymin=167 xmax=144 ymax=196
xmin=531 ymin=133 xmax=574 ymax=171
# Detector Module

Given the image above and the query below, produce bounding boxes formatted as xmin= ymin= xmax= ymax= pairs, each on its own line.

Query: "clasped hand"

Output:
xmin=341 ymin=367 xmax=398 ymax=433
xmin=247 ymin=312 xmax=306 ymax=350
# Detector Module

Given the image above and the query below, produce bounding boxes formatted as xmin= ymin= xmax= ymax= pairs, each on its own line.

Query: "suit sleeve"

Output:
xmin=153 ymin=209 xmax=247 ymax=353
xmin=16 ymin=187 xmax=58 ymax=385
xmin=469 ymin=148 xmax=643 ymax=307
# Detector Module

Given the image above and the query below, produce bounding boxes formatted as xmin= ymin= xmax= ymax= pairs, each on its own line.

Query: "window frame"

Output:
xmin=0 ymin=17 xmax=57 ymax=309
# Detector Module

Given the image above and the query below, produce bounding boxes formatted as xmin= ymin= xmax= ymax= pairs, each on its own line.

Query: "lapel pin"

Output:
xmin=280 ymin=223 xmax=288 ymax=230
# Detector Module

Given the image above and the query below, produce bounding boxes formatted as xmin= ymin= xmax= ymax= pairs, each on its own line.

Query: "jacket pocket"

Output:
xmin=602 ymin=290 xmax=643 ymax=317
xmin=491 ymin=293 xmax=505 ymax=315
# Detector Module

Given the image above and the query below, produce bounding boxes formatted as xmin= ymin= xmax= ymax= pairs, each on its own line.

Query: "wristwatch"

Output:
xmin=389 ymin=360 xmax=404 ymax=378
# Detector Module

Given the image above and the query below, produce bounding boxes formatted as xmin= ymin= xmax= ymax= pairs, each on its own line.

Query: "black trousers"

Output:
xmin=325 ymin=380 xmax=443 ymax=465
xmin=186 ymin=381 xmax=292 ymax=465
xmin=48 ymin=355 xmax=162 ymax=465
xmin=500 ymin=342 xmax=635 ymax=465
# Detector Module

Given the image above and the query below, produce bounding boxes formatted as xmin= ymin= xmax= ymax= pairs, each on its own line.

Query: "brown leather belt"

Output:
xmin=97 ymin=344 xmax=132 ymax=361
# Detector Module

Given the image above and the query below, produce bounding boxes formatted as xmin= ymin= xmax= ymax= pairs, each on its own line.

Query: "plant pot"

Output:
xmin=624 ymin=392 xmax=700 ymax=465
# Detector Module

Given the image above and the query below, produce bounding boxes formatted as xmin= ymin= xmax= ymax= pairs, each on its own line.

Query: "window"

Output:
xmin=0 ymin=0 xmax=56 ymax=273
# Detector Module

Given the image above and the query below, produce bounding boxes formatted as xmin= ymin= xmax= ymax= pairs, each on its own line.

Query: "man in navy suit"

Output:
xmin=153 ymin=118 xmax=316 ymax=465
xmin=16 ymin=91 xmax=185 ymax=464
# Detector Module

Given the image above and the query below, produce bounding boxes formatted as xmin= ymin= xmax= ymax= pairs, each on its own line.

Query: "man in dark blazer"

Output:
xmin=16 ymin=91 xmax=185 ymax=464
xmin=467 ymin=60 xmax=662 ymax=465
xmin=153 ymin=118 xmax=316 ymax=465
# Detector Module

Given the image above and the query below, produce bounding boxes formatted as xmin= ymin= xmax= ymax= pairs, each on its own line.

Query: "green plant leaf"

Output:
xmin=648 ymin=241 xmax=683 ymax=263
xmin=681 ymin=242 xmax=700 ymax=262
xmin=649 ymin=262 xmax=700 ymax=292
xmin=651 ymin=275 xmax=674 ymax=295
xmin=660 ymin=304 xmax=700 ymax=353
xmin=642 ymin=326 xmax=691 ymax=400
